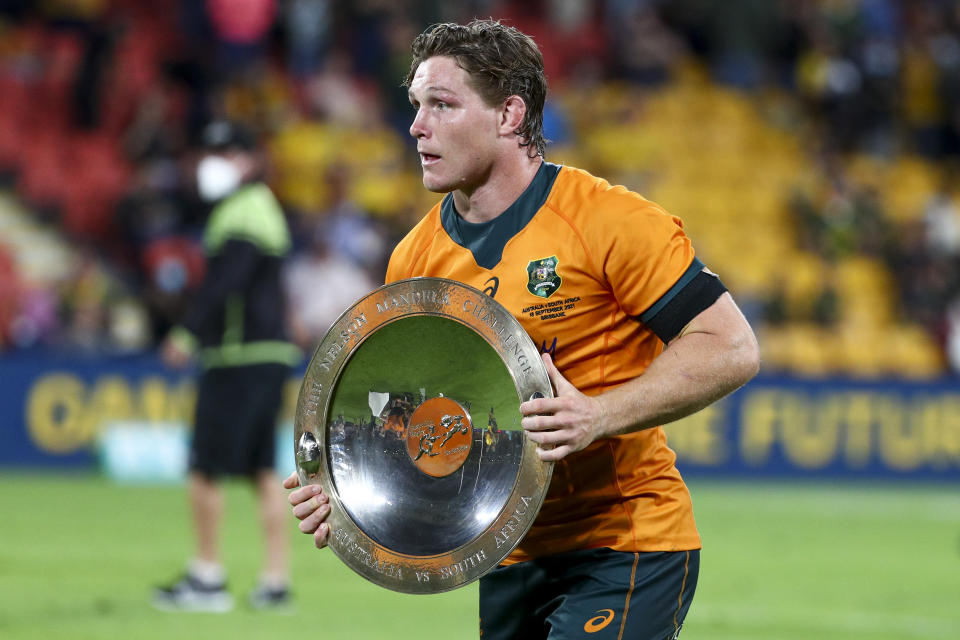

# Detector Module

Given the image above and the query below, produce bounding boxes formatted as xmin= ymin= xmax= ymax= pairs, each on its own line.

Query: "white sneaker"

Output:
xmin=152 ymin=574 xmax=234 ymax=613
xmin=247 ymin=582 xmax=293 ymax=612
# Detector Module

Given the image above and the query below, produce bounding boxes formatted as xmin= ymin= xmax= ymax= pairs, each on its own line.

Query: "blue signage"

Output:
xmin=669 ymin=376 xmax=960 ymax=480
xmin=0 ymin=352 xmax=301 ymax=468
xmin=2 ymin=352 xmax=958 ymax=479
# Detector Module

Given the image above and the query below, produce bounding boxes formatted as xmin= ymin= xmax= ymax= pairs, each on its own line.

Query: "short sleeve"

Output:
xmin=593 ymin=194 xmax=696 ymax=318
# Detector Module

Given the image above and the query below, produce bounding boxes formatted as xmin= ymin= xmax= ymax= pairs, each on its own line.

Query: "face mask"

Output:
xmin=196 ymin=155 xmax=241 ymax=202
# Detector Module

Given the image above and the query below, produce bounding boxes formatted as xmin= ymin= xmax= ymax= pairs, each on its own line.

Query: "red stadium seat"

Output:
xmin=0 ymin=74 xmax=30 ymax=170
xmin=16 ymin=132 xmax=69 ymax=210
xmin=60 ymin=133 xmax=132 ymax=240
xmin=0 ymin=245 xmax=22 ymax=348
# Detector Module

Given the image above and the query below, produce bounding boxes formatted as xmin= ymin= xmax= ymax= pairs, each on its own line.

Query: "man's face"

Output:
xmin=408 ymin=56 xmax=501 ymax=194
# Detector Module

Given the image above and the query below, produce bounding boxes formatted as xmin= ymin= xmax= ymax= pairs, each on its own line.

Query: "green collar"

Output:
xmin=441 ymin=162 xmax=561 ymax=269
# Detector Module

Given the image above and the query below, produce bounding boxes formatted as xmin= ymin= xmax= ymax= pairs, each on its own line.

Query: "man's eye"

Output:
xmin=436 ymin=102 xmax=448 ymax=111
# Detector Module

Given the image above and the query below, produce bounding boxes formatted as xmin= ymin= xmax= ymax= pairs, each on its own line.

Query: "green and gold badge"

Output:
xmin=526 ymin=256 xmax=561 ymax=298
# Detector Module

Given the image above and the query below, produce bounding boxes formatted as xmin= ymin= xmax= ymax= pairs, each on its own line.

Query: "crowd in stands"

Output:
xmin=0 ymin=0 xmax=959 ymax=378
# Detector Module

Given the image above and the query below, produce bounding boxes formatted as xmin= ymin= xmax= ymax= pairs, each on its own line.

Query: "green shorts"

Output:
xmin=479 ymin=547 xmax=699 ymax=640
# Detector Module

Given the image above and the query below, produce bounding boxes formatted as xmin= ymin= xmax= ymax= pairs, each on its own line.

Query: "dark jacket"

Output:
xmin=174 ymin=183 xmax=300 ymax=370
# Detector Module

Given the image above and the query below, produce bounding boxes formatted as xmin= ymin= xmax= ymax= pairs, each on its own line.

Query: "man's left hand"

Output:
xmin=160 ymin=336 xmax=192 ymax=369
xmin=520 ymin=352 xmax=605 ymax=461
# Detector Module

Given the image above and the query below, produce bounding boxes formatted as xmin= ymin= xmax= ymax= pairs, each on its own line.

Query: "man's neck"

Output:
xmin=452 ymin=155 xmax=543 ymax=224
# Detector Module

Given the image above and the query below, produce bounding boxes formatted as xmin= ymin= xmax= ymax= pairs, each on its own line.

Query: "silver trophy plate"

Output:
xmin=294 ymin=277 xmax=554 ymax=593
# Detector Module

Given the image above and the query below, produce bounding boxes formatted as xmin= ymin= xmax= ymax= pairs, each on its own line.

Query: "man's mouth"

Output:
xmin=420 ymin=152 xmax=441 ymax=165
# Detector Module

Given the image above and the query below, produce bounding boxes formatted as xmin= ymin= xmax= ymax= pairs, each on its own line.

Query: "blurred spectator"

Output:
xmin=154 ymin=119 xmax=298 ymax=612
xmin=284 ymin=227 xmax=377 ymax=350
xmin=58 ymin=247 xmax=118 ymax=353
xmin=71 ymin=20 xmax=114 ymax=130
xmin=945 ymin=297 xmax=960 ymax=374
xmin=902 ymin=6 xmax=949 ymax=157
xmin=606 ymin=1 xmax=687 ymax=85
xmin=205 ymin=0 xmax=277 ymax=81
xmin=3 ymin=0 xmax=960 ymax=379
xmin=139 ymin=235 xmax=205 ymax=342
xmin=922 ymin=185 xmax=960 ymax=256
xmin=282 ymin=0 xmax=331 ymax=78
xmin=891 ymin=219 xmax=957 ymax=334
xmin=10 ymin=286 xmax=59 ymax=350
xmin=795 ymin=26 xmax=865 ymax=153
xmin=788 ymin=153 xmax=893 ymax=261
xmin=303 ymin=50 xmax=380 ymax=127
xmin=661 ymin=0 xmax=786 ymax=88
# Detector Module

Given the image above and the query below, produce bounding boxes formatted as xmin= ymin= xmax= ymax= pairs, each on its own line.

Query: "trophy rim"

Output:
xmin=294 ymin=277 xmax=554 ymax=594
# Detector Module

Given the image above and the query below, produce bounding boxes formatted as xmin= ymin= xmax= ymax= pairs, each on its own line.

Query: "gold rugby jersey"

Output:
xmin=387 ymin=162 xmax=719 ymax=562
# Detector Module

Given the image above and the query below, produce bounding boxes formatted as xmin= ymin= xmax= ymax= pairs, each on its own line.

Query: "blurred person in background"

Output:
xmin=153 ymin=119 xmax=300 ymax=612
xmin=285 ymin=19 xmax=759 ymax=639
xmin=284 ymin=221 xmax=377 ymax=350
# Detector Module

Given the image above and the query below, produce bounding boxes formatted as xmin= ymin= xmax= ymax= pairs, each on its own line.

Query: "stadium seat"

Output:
xmin=884 ymin=324 xmax=946 ymax=379
xmin=0 ymin=74 xmax=31 ymax=171
xmin=16 ymin=132 xmax=69 ymax=211
xmin=785 ymin=324 xmax=836 ymax=377
xmin=60 ymin=133 xmax=131 ymax=240
xmin=0 ymin=245 xmax=21 ymax=348
xmin=834 ymin=256 xmax=896 ymax=327
xmin=883 ymin=157 xmax=939 ymax=223
xmin=836 ymin=322 xmax=886 ymax=378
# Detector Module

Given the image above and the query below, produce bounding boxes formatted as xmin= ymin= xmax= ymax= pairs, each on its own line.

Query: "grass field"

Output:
xmin=1 ymin=473 xmax=957 ymax=640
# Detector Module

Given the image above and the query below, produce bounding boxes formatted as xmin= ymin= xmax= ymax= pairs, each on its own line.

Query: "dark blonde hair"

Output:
xmin=404 ymin=19 xmax=548 ymax=157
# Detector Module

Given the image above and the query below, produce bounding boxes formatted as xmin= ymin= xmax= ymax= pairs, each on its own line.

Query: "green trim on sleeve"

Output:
xmin=200 ymin=341 xmax=303 ymax=369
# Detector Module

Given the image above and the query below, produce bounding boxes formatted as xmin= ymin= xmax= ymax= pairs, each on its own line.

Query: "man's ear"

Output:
xmin=499 ymin=95 xmax=527 ymax=136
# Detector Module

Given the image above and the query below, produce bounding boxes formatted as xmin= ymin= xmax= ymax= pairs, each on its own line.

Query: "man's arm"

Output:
xmin=520 ymin=292 xmax=760 ymax=461
xmin=160 ymin=239 xmax=261 ymax=368
xmin=180 ymin=239 xmax=261 ymax=334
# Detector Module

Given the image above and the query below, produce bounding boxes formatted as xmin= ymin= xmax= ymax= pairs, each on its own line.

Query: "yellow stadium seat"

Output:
xmin=884 ymin=324 xmax=946 ymax=378
xmin=836 ymin=322 xmax=886 ymax=378
xmin=786 ymin=323 xmax=837 ymax=377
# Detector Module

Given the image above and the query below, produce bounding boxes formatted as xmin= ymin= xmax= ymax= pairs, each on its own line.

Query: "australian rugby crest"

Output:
xmin=526 ymin=256 xmax=562 ymax=298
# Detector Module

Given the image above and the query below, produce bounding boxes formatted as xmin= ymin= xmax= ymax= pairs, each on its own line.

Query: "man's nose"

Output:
xmin=409 ymin=109 xmax=428 ymax=138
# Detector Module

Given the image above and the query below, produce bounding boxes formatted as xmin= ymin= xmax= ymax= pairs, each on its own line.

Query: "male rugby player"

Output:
xmin=286 ymin=19 xmax=759 ymax=639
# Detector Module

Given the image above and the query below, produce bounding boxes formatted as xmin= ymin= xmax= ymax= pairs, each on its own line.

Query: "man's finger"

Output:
xmin=521 ymin=412 xmax=562 ymax=432
xmin=292 ymin=494 xmax=329 ymax=519
xmin=519 ymin=395 xmax=565 ymax=417
xmin=298 ymin=504 xmax=330 ymax=533
xmin=542 ymin=352 xmax=575 ymax=395
xmin=537 ymin=443 xmax=571 ymax=462
xmin=526 ymin=428 xmax=565 ymax=446
xmin=282 ymin=471 xmax=300 ymax=490
xmin=314 ymin=524 xmax=329 ymax=549
xmin=519 ymin=397 xmax=543 ymax=416
xmin=288 ymin=483 xmax=324 ymax=506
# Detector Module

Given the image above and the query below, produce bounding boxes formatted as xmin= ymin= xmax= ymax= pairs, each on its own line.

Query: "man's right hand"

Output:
xmin=283 ymin=472 xmax=331 ymax=549
xmin=160 ymin=327 xmax=198 ymax=369
xmin=160 ymin=336 xmax=192 ymax=369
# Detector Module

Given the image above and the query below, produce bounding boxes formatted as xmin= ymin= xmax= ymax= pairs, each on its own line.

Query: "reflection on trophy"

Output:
xmin=293 ymin=278 xmax=553 ymax=594
xmin=485 ymin=407 xmax=500 ymax=448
